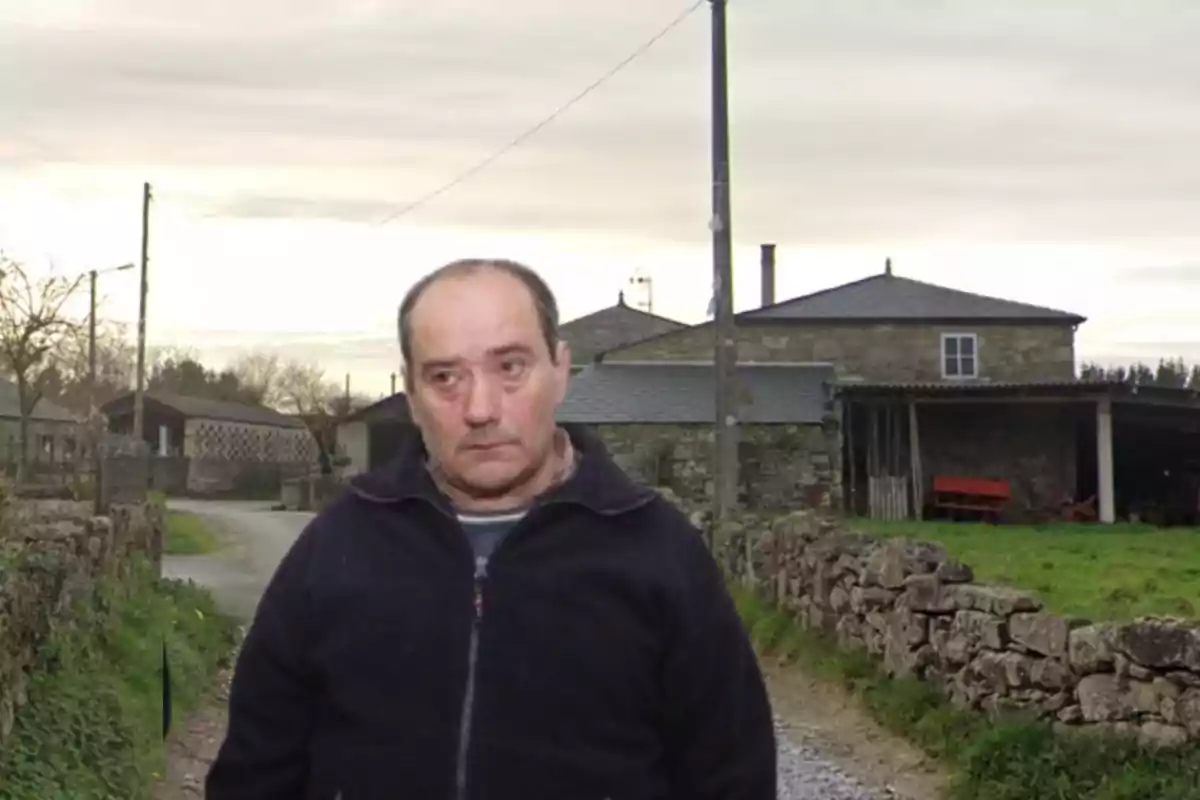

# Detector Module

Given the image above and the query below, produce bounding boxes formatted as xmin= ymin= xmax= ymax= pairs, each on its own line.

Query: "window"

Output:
xmin=941 ymin=333 xmax=978 ymax=379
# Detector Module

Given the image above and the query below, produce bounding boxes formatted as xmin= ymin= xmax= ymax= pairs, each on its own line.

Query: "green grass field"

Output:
xmin=164 ymin=510 xmax=221 ymax=556
xmin=852 ymin=519 xmax=1200 ymax=622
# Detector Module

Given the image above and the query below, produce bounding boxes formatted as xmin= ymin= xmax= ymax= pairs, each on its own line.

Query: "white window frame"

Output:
xmin=941 ymin=332 xmax=979 ymax=380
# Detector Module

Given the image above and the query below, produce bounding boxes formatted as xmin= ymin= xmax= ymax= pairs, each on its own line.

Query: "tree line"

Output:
xmin=1078 ymin=357 xmax=1200 ymax=389
xmin=0 ymin=252 xmax=376 ymax=480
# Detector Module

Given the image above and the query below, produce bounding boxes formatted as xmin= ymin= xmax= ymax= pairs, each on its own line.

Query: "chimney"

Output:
xmin=617 ymin=289 xmax=626 ymax=306
xmin=760 ymin=243 xmax=776 ymax=307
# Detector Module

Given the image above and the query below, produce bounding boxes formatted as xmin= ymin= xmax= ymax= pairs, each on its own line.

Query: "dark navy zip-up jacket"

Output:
xmin=205 ymin=424 xmax=777 ymax=800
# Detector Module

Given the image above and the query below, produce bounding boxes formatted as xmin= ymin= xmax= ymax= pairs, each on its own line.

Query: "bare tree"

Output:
xmin=275 ymin=360 xmax=339 ymax=416
xmin=228 ymin=350 xmax=283 ymax=407
xmin=0 ymin=254 xmax=87 ymax=482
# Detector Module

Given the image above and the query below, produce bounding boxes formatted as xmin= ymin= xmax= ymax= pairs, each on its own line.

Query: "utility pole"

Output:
xmin=710 ymin=0 xmax=738 ymax=538
xmin=133 ymin=181 xmax=152 ymax=446
xmin=89 ymin=269 xmax=99 ymax=513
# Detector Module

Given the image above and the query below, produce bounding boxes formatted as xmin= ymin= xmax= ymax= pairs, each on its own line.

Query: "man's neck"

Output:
xmin=430 ymin=427 xmax=578 ymax=514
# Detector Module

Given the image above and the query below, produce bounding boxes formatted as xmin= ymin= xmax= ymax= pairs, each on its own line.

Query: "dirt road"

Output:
xmin=156 ymin=501 xmax=948 ymax=800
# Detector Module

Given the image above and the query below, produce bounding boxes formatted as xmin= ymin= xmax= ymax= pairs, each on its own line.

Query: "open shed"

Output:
xmin=838 ymin=380 xmax=1200 ymax=526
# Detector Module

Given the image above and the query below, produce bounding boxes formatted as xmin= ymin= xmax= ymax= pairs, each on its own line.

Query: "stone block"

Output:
xmin=1010 ymin=612 xmax=1070 ymax=659
xmin=1068 ymin=623 xmax=1119 ymax=673
xmin=948 ymin=583 xmax=1042 ymax=616
xmin=1076 ymin=674 xmax=1134 ymax=722
xmin=1117 ymin=619 xmax=1200 ymax=672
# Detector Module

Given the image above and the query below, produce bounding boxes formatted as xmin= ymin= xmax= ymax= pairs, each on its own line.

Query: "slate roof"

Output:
xmin=557 ymin=361 xmax=836 ymax=424
xmin=118 ymin=392 xmax=306 ymax=428
xmin=0 ymin=378 xmax=79 ymax=423
xmin=740 ymin=272 xmax=1086 ymax=324
xmin=342 ymin=392 xmax=412 ymax=424
xmin=561 ymin=293 xmax=686 ymax=363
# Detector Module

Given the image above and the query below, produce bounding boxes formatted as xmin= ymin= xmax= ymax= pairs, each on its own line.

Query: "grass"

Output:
xmin=164 ymin=510 xmax=221 ymax=556
xmin=851 ymin=519 xmax=1200 ymax=622
xmin=732 ymin=584 xmax=1200 ymax=800
xmin=0 ymin=554 xmax=240 ymax=800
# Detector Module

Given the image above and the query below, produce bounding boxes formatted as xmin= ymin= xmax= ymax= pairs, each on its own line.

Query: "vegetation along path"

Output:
xmin=154 ymin=500 xmax=947 ymax=799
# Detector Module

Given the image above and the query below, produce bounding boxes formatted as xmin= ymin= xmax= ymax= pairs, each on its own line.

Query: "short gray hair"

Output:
xmin=398 ymin=259 xmax=561 ymax=383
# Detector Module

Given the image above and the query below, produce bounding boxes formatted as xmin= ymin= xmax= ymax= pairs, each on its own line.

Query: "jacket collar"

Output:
xmin=348 ymin=423 xmax=656 ymax=517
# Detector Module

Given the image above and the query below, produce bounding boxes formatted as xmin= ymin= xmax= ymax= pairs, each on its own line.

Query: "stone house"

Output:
xmin=598 ymin=251 xmax=1200 ymax=525
xmin=0 ymin=377 xmax=82 ymax=476
xmin=102 ymin=391 xmax=319 ymax=495
xmin=600 ymin=257 xmax=1083 ymax=384
xmin=559 ymin=361 xmax=839 ymax=509
xmin=559 ymin=290 xmax=686 ymax=369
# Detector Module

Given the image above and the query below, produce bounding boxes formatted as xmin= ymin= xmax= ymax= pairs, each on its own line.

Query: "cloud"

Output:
xmin=4 ymin=1 xmax=1200 ymax=248
xmin=1118 ymin=263 xmax=1200 ymax=284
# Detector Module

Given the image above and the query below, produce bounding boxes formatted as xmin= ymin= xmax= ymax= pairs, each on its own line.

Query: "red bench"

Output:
xmin=932 ymin=475 xmax=1011 ymax=521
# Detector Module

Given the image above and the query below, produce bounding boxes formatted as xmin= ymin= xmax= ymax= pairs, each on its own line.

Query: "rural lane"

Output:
xmin=160 ymin=500 xmax=942 ymax=800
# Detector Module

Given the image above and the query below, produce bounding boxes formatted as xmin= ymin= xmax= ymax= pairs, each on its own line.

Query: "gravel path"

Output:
xmin=156 ymin=500 xmax=942 ymax=800
xmin=775 ymin=718 xmax=895 ymax=800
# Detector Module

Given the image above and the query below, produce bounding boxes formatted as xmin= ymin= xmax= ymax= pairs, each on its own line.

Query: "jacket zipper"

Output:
xmin=454 ymin=554 xmax=488 ymax=800
xmin=346 ymin=481 xmax=660 ymax=800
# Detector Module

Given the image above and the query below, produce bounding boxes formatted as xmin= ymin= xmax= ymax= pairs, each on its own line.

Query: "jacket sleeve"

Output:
xmin=205 ymin=519 xmax=320 ymax=799
xmin=660 ymin=521 xmax=777 ymax=800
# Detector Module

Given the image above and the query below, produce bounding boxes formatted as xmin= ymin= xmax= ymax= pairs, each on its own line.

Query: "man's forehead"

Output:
xmin=410 ymin=269 xmax=542 ymax=359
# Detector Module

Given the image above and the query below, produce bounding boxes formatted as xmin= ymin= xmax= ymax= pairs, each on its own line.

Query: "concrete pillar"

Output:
xmin=1096 ymin=397 xmax=1115 ymax=523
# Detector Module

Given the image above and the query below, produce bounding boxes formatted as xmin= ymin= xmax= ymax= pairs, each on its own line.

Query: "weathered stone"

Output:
xmin=935 ymin=559 xmax=974 ymax=584
xmin=1179 ymin=689 xmax=1200 ymax=736
xmin=1139 ymin=722 xmax=1189 ymax=749
xmin=1069 ymin=623 xmax=1119 ymax=673
xmin=835 ymin=614 xmax=865 ymax=649
xmin=1058 ymin=704 xmax=1083 ymax=723
xmin=1130 ymin=679 xmax=1178 ymax=716
xmin=903 ymin=573 xmax=957 ymax=614
xmin=1118 ymin=619 xmax=1200 ymax=671
xmin=1010 ymin=612 xmax=1070 ymax=659
xmin=947 ymin=583 xmax=1042 ymax=616
xmin=953 ymin=609 xmax=1008 ymax=650
xmin=1166 ymin=671 xmax=1200 ymax=689
xmin=1032 ymin=658 xmax=1074 ymax=690
xmin=1077 ymin=674 xmax=1134 ymax=722
xmin=829 ymin=585 xmax=852 ymax=614
xmin=850 ymin=585 xmax=897 ymax=613
xmin=885 ymin=607 xmax=929 ymax=649
xmin=863 ymin=541 xmax=914 ymax=589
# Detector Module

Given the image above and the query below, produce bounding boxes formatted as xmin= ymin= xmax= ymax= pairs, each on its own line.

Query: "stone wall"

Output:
xmin=605 ymin=321 xmax=1077 ymax=383
xmin=0 ymin=498 xmax=163 ymax=743
xmin=712 ymin=508 xmax=1200 ymax=747
xmin=596 ymin=422 xmax=841 ymax=510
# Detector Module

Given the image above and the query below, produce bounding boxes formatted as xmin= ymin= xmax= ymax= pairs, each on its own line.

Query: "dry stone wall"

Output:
xmin=0 ymin=498 xmax=163 ymax=744
xmin=705 ymin=505 xmax=1200 ymax=748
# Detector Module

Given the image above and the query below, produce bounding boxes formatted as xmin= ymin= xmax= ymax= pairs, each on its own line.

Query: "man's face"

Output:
xmin=406 ymin=267 xmax=570 ymax=502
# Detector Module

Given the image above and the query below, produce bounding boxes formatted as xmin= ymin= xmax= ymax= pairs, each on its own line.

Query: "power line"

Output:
xmin=373 ymin=0 xmax=705 ymax=227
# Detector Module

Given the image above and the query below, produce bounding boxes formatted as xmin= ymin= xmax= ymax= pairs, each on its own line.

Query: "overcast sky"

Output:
xmin=2 ymin=1 xmax=1199 ymax=396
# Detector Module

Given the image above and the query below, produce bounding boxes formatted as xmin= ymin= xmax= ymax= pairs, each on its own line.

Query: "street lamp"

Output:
xmin=89 ymin=262 xmax=135 ymax=419
xmin=87 ymin=262 xmax=134 ymax=512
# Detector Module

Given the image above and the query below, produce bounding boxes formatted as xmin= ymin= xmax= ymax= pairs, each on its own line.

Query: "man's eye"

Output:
xmin=430 ymin=371 xmax=456 ymax=386
xmin=500 ymin=359 xmax=526 ymax=377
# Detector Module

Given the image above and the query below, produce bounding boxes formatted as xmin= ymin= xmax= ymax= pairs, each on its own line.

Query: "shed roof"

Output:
xmin=558 ymin=361 xmax=836 ymax=424
xmin=342 ymin=392 xmax=412 ymax=424
xmin=561 ymin=293 xmax=686 ymax=363
xmin=104 ymin=391 xmax=306 ymax=428
xmin=741 ymin=272 xmax=1086 ymax=324
xmin=0 ymin=378 xmax=79 ymax=423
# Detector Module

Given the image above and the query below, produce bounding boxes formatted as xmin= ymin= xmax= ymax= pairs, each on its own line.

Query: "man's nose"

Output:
xmin=462 ymin=375 xmax=502 ymax=426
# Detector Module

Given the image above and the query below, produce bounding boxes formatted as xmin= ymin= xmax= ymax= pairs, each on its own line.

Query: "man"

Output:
xmin=206 ymin=258 xmax=777 ymax=799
